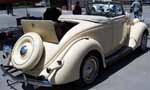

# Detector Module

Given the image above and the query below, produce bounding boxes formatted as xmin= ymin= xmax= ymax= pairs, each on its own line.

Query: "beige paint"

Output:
xmin=111 ymin=15 xmax=126 ymax=48
xmin=129 ymin=21 xmax=147 ymax=49
xmin=22 ymin=20 xmax=59 ymax=43
xmin=49 ymin=38 xmax=105 ymax=84
xmin=11 ymin=15 xmax=148 ymax=85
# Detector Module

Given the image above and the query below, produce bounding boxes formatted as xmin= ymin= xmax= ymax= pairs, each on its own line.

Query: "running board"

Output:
xmin=105 ymin=47 xmax=133 ymax=65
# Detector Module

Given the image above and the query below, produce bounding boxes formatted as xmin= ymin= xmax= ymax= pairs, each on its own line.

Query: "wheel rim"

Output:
xmin=82 ymin=56 xmax=99 ymax=84
xmin=141 ymin=33 xmax=148 ymax=50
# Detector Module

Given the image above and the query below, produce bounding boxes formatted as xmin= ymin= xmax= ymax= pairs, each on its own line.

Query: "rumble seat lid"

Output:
xmin=21 ymin=20 xmax=59 ymax=43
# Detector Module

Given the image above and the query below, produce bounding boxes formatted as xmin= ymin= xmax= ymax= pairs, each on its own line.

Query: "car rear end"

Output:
xmin=0 ymin=19 xmax=79 ymax=87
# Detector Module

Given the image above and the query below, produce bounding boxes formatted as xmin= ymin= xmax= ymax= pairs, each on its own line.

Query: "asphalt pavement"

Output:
xmin=0 ymin=6 xmax=150 ymax=90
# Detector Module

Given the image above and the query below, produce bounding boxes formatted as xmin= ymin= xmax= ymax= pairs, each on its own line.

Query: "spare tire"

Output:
xmin=11 ymin=32 xmax=43 ymax=70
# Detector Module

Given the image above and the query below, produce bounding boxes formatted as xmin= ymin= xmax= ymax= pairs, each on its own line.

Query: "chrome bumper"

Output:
xmin=0 ymin=64 xmax=52 ymax=87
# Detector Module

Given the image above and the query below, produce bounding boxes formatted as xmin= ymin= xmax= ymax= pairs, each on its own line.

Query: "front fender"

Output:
xmin=129 ymin=22 xmax=148 ymax=49
xmin=50 ymin=38 xmax=105 ymax=85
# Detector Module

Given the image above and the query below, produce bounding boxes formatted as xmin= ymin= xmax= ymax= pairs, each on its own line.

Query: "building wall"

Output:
xmin=113 ymin=0 xmax=150 ymax=4
xmin=48 ymin=0 xmax=150 ymax=9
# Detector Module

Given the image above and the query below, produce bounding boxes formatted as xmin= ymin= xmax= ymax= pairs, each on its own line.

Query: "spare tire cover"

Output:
xmin=11 ymin=32 xmax=43 ymax=70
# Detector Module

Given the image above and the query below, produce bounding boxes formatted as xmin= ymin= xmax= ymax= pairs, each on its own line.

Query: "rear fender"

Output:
xmin=50 ymin=38 xmax=105 ymax=85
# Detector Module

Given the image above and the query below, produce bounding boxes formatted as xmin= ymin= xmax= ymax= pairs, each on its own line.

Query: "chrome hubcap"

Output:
xmin=20 ymin=45 xmax=28 ymax=56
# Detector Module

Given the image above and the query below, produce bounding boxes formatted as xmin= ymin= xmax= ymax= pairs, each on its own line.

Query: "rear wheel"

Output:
xmin=140 ymin=32 xmax=148 ymax=51
xmin=79 ymin=52 xmax=101 ymax=86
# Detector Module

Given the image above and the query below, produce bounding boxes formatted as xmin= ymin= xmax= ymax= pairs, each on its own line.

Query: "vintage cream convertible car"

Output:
xmin=1 ymin=1 xmax=149 ymax=87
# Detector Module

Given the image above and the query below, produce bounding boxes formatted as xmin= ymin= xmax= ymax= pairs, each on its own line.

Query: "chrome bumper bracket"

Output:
xmin=0 ymin=64 xmax=52 ymax=87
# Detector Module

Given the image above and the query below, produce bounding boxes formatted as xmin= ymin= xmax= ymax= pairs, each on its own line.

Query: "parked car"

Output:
xmin=1 ymin=1 xmax=149 ymax=87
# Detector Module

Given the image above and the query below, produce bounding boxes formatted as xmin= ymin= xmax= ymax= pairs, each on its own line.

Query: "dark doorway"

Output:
xmin=50 ymin=0 xmax=68 ymax=9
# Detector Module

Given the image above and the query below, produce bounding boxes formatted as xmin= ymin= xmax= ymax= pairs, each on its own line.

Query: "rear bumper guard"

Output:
xmin=0 ymin=64 xmax=52 ymax=87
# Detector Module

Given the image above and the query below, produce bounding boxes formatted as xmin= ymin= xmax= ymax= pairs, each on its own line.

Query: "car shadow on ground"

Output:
xmin=85 ymin=48 xmax=150 ymax=89
xmin=21 ymin=47 xmax=150 ymax=90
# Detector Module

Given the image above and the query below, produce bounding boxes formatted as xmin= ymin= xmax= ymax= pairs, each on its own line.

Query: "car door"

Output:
xmin=96 ymin=20 xmax=114 ymax=56
xmin=110 ymin=4 xmax=129 ymax=51
xmin=111 ymin=15 xmax=126 ymax=50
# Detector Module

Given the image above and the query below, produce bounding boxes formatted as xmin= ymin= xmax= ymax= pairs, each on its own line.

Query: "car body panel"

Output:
xmin=25 ymin=38 xmax=106 ymax=84
xmin=129 ymin=21 xmax=148 ymax=49
xmin=21 ymin=20 xmax=59 ymax=43
xmin=5 ymin=2 xmax=149 ymax=86
xmin=111 ymin=15 xmax=126 ymax=48
xmin=48 ymin=38 xmax=105 ymax=84
xmin=59 ymin=15 xmax=114 ymax=56
xmin=15 ymin=14 xmax=148 ymax=85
